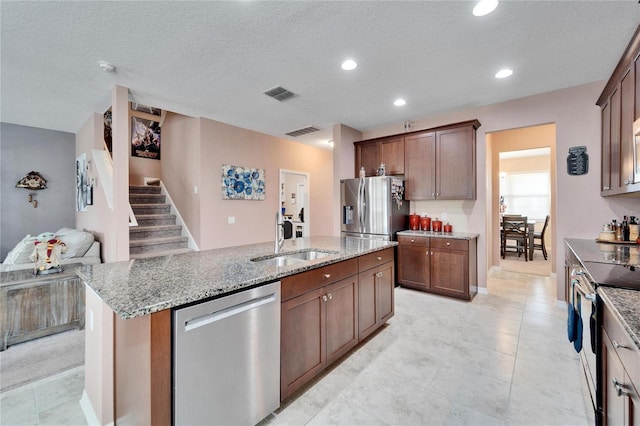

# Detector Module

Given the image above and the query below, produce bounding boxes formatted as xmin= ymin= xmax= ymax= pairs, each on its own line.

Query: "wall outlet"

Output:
xmin=194 ymin=185 xmax=198 ymax=194
xmin=228 ymin=216 xmax=235 ymax=224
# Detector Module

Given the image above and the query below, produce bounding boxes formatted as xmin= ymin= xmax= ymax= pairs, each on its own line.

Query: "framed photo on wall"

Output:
xmin=131 ymin=117 xmax=161 ymax=160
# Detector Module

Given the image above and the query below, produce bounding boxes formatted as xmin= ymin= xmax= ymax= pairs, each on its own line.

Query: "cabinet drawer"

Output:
xmin=398 ymin=235 xmax=428 ymax=247
xmin=358 ymin=248 xmax=394 ymax=272
xmin=281 ymin=258 xmax=358 ymax=302
xmin=603 ymin=302 xmax=640 ymax=384
xmin=430 ymin=238 xmax=468 ymax=251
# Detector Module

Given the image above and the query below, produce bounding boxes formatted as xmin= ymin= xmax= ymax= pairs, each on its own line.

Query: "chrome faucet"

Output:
xmin=275 ymin=210 xmax=285 ymax=254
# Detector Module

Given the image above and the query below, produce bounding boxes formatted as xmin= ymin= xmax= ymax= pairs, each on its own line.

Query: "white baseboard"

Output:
xmin=477 ymin=286 xmax=489 ymax=295
xmin=80 ymin=389 xmax=112 ymax=426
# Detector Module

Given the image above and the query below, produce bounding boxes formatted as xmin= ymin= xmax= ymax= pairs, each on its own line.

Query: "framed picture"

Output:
xmin=222 ymin=165 xmax=265 ymax=200
xmin=76 ymin=153 xmax=88 ymax=212
xmin=131 ymin=117 xmax=161 ymax=160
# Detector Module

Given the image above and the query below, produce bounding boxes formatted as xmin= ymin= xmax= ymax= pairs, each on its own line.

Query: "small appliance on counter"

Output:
xmin=340 ymin=176 xmax=409 ymax=240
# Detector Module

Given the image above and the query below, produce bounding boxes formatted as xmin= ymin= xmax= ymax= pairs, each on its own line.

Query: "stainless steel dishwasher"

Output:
xmin=173 ymin=281 xmax=281 ymax=425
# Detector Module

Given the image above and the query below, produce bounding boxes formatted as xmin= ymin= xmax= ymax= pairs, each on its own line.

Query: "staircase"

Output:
xmin=129 ymin=185 xmax=191 ymax=259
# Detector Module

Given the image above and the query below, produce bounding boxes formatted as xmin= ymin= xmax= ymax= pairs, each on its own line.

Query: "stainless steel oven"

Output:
xmin=570 ymin=268 xmax=599 ymax=412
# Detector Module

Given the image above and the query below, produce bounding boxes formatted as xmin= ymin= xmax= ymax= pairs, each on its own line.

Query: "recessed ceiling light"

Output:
xmin=341 ymin=59 xmax=357 ymax=71
xmin=473 ymin=0 xmax=499 ymax=16
xmin=495 ymin=68 xmax=513 ymax=79
xmin=394 ymin=99 xmax=406 ymax=107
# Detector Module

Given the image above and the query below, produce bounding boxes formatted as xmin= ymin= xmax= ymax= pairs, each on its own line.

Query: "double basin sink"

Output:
xmin=251 ymin=249 xmax=338 ymax=267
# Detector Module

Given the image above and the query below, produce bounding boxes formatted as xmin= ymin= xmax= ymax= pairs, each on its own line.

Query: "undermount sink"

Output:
xmin=251 ymin=249 xmax=337 ymax=266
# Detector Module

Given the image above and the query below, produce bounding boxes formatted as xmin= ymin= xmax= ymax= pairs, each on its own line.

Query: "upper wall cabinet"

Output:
xmin=354 ymin=136 xmax=405 ymax=177
xmin=598 ymin=25 xmax=640 ymax=196
xmin=355 ymin=120 xmax=480 ymax=200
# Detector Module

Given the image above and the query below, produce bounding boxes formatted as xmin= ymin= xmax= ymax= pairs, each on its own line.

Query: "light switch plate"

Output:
xmin=228 ymin=216 xmax=235 ymax=224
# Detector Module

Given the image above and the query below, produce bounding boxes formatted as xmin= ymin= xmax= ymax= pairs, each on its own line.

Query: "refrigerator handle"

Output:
xmin=359 ymin=178 xmax=366 ymax=230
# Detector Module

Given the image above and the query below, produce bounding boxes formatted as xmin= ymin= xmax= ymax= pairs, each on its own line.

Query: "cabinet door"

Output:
xmin=325 ymin=277 xmax=358 ymax=365
xmin=281 ymin=288 xmax=325 ymax=400
xmin=357 ymin=269 xmax=377 ymax=340
xmin=603 ymin=101 xmax=612 ymax=192
xmin=635 ymin=51 xmax=640 ymax=122
xmin=355 ymin=141 xmax=380 ymax=177
xmin=611 ymin=86 xmax=622 ymax=191
xmin=357 ymin=261 xmax=394 ymax=341
xmin=380 ymin=136 xmax=405 ymax=175
xmin=603 ymin=331 xmax=627 ymax=426
xmin=436 ymin=126 xmax=476 ymax=200
xmin=430 ymin=239 xmax=469 ymax=299
xmin=405 ymin=132 xmax=436 ymax=200
xmin=375 ymin=261 xmax=394 ymax=324
xmin=398 ymin=241 xmax=430 ymax=289
xmin=621 ymin=68 xmax=635 ymax=185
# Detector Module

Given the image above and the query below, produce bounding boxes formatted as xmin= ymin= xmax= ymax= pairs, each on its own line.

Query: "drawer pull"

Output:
xmin=323 ymin=274 xmax=331 ymax=279
xmin=322 ymin=295 xmax=328 ymax=302
xmin=328 ymin=293 xmax=332 ymax=300
xmin=376 ymin=272 xmax=383 ymax=278
xmin=410 ymin=239 xmax=415 ymax=243
xmin=446 ymin=242 xmax=450 ymax=246
xmin=377 ymin=256 xmax=382 ymax=261
xmin=612 ymin=378 xmax=630 ymax=397
xmin=613 ymin=341 xmax=630 ymax=350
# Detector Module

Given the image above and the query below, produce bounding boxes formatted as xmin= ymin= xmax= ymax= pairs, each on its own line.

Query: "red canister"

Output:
xmin=409 ymin=214 xmax=420 ymax=231
xmin=443 ymin=223 xmax=453 ymax=233
xmin=432 ymin=218 xmax=442 ymax=232
xmin=420 ymin=216 xmax=431 ymax=232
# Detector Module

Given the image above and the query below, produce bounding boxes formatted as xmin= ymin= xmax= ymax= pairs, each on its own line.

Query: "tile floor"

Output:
xmin=1 ymin=269 xmax=594 ymax=425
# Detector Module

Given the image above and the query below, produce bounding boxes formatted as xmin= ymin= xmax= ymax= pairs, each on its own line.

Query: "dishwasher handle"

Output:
xmin=184 ymin=293 xmax=277 ymax=332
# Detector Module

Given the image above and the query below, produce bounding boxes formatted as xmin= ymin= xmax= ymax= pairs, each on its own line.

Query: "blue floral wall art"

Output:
xmin=222 ymin=165 xmax=266 ymax=200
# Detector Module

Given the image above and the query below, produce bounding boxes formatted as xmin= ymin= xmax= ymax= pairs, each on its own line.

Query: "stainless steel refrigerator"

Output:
xmin=341 ymin=176 xmax=409 ymax=240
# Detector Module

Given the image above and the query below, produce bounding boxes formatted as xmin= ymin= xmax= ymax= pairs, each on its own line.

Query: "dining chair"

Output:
xmin=533 ymin=215 xmax=550 ymax=260
xmin=501 ymin=216 xmax=528 ymax=261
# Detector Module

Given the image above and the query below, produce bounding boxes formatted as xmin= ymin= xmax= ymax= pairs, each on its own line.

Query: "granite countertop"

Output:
xmin=565 ymin=237 xmax=640 ymax=266
xmin=565 ymin=238 xmax=640 ymax=352
xmin=598 ymin=286 xmax=640 ymax=350
xmin=397 ymin=230 xmax=479 ymax=240
xmin=76 ymin=236 xmax=396 ymax=320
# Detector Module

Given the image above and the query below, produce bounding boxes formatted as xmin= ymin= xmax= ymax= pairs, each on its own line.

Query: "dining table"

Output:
xmin=500 ymin=215 xmax=536 ymax=261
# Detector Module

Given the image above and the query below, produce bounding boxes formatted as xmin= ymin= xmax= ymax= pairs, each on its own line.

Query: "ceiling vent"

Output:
xmin=263 ymin=86 xmax=296 ymax=102
xmin=285 ymin=126 xmax=321 ymax=137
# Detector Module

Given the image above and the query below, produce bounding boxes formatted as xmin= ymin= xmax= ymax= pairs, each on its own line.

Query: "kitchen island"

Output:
xmin=77 ymin=236 xmax=397 ymax=425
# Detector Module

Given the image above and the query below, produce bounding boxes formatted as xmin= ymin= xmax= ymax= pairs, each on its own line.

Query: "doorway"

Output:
xmin=487 ymin=123 xmax=557 ymax=277
xmin=279 ymin=169 xmax=310 ymax=238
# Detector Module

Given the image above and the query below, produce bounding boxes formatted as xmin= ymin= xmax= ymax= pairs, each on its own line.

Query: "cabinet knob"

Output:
xmin=613 ymin=341 xmax=630 ymax=350
xmin=446 ymin=242 xmax=450 ymax=246
xmin=410 ymin=239 xmax=415 ymax=243
xmin=376 ymin=271 xmax=383 ymax=278
xmin=328 ymin=293 xmax=332 ymax=300
xmin=323 ymin=274 xmax=331 ymax=279
xmin=377 ymin=256 xmax=382 ymax=261
xmin=322 ymin=295 xmax=328 ymax=302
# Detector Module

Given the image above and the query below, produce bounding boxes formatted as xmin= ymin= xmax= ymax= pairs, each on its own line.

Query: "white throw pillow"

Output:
xmin=3 ymin=234 xmax=37 ymax=265
xmin=55 ymin=228 xmax=95 ymax=258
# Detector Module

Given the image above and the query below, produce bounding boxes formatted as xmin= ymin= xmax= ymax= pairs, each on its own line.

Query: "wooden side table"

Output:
xmin=0 ymin=263 xmax=85 ymax=351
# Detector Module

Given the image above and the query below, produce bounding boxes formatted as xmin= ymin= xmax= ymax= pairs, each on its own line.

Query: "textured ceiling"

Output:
xmin=1 ymin=1 xmax=639 ymax=150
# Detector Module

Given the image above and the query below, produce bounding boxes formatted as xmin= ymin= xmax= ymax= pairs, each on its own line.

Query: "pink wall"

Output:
xmin=161 ymin=115 xmax=335 ymax=250
xmin=332 ymin=124 xmax=362 ymax=236
xmin=363 ymin=81 xmax=640 ymax=301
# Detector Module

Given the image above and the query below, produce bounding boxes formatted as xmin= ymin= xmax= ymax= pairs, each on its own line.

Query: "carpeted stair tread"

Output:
xmin=130 ymin=225 xmax=182 ymax=240
xmin=129 ymin=235 xmax=187 ymax=247
xmin=129 ymin=193 xmax=166 ymax=204
xmin=131 ymin=204 xmax=171 ymax=214
xmin=129 ymin=185 xmax=161 ymax=195
xmin=130 ymin=247 xmax=193 ymax=259
xmin=135 ymin=213 xmax=177 ymax=226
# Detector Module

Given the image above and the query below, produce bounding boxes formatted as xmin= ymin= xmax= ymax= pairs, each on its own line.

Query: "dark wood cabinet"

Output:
xmin=357 ymin=248 xmax=394 ymax=341
xmin=404 ymin=121 xmax=479 ymax=200
xmin=397 ymin=235 xmax=429 ymax=290
xmin=280 ymin=259 xmax=358 ymax=400
xmin=598 ymin=25 xmax=640 ymax=196
xmin=601 ymin=300 xmax=640 ymax=426
xmin=397 ymin=234 xmax=477 ymax=300
xmin=355 ymin=136 xmax=404 ymax=177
